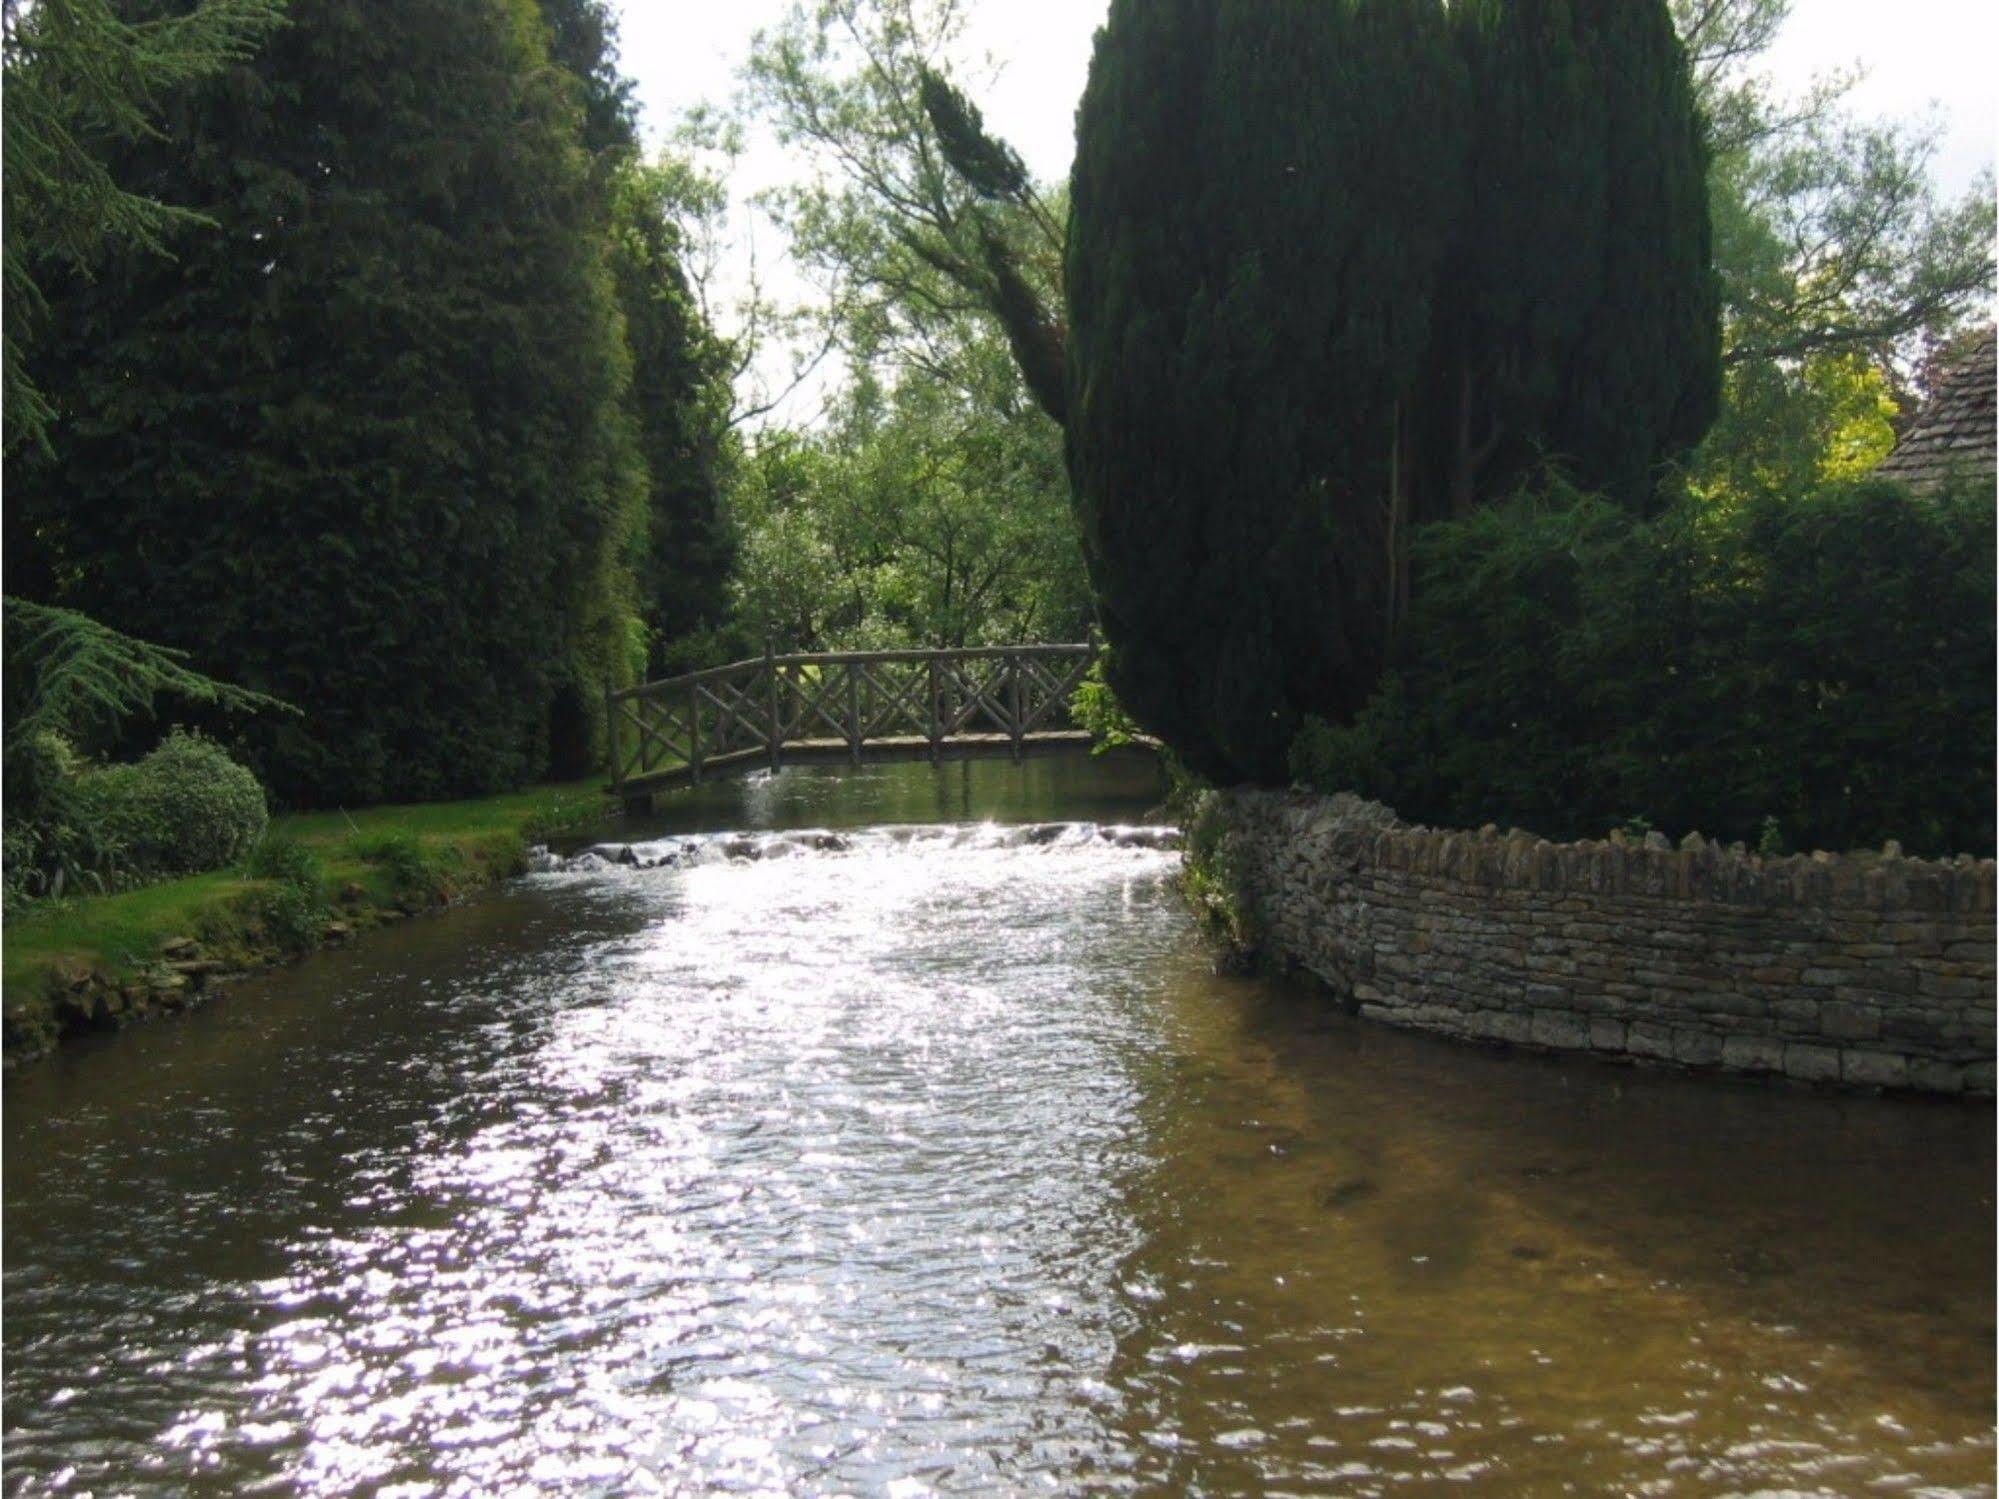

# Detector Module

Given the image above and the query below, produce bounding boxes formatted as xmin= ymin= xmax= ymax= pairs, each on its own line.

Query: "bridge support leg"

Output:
xmin=1008 ymin=653 xmax=1025 ymax=762
xmin=766 ymin=647 xmax=781 ymax=773
xmin=688 ymin=679 xmax=702 ymax=785
xmin=847 ymin=664 xmax=861 ymax=765
xmin=928 ymin=657 xmax=942 ymax=764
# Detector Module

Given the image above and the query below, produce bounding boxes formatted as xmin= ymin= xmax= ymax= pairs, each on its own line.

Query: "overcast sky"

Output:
xmin=614 ymin=0 xmax=1996 ymax=188
xmin=609 ymin=0 xmax=1997 ymax=421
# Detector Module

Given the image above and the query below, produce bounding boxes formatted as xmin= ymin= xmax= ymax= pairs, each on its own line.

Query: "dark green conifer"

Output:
xmin=9 ymin=0 xmax=645 ymax=804
xmin=1420 ymin=0 xmax=1720 ymax=520
xmin=608 ymin=162 xmax=735 ymax=669
xmin=1067 ymin=0 xmax=1467 ymax=782
xmin=1066 ymin=0 xmax=1718 ymax=784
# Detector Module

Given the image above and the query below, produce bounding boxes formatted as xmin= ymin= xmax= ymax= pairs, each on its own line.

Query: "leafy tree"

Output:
xmin=730 ymin=325 xmax=1087 ymax=652
xmin=530 ymin=0 xmax=738 ymax=681
xmin=1671 ymin=0 xmax=1994 ymax=495
xmin=741 ymin=0 xmax=1066 ymax=419
xmin=9 ymin=0 xmax=647 ymax=806
xmin=2 ymin=0 xmax=284 ymax=453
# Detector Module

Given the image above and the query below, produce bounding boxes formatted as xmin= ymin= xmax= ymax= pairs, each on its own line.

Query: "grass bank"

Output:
xmin=3 ymin=780 xmax=614 ymax=1066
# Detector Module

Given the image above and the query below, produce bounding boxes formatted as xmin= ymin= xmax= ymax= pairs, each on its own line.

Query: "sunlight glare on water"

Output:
xmin=3 ymin=761 xmax=1992 ymax=1497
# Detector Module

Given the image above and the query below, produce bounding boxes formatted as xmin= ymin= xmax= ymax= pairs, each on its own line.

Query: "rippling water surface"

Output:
xmin=4 ymin=758 xmax=1992 ymax=1495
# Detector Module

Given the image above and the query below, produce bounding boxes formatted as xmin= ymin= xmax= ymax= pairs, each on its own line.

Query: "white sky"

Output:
xmin=611 ymin=0 xmax=1997 ymax=422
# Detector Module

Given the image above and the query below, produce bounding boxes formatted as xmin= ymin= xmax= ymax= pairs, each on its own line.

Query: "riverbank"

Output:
xmin=1191 ymin=788 xmax=1997 ymax=1097
xmin=2 ymin=781 xmax=614 ymax=1068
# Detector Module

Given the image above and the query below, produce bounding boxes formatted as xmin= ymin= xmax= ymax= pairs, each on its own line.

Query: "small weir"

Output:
xmin=3 ymin=760 xmax=1991 ymax=1495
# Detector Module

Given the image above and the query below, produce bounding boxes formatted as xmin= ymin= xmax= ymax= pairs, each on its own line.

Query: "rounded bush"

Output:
xmin=68 ymin=730 xmax=269 ymax=878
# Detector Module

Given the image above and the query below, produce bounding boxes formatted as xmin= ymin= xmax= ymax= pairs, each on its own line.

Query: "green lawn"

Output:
xmin=3 ymin=780 xmax=614 ymax=1005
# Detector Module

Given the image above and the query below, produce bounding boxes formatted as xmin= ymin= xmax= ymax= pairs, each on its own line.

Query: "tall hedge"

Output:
xmin=1066 ymin=0 xmax=1718 ymax=785
xmin=1291 ymin=477 xmax=1996 ymax=857
xmin=610 ymin=162 xmax=736 ymax=672
xmin=7 ymin=0 xmax=646 ymax=805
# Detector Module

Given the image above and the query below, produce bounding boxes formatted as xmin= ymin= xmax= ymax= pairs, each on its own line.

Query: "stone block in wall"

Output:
xmin=1671 ymin=1029 xmax=1725 ymax=1067
xmin=1783 ymin=1043 xmax=1843 ymax=1084
xmin=1531 ymin=1012 xmax=1592 ymax=1050
xmin=1771 ymin=998 xmax=1822 ymax=1034
xmin=1841 ymin=1050 xmax=1911 ymax=1089
xmin=1819 ymin=1001 xmax=1882 ymax=1043
xmin=1722 ymin=1035 xmax=1786 ymax=1073
xmin=1627 ymin=1023 xmax=1676 ymax=1061
xmin=1908 ymin=1058 xmax=1967 ymax=1095
xmin=1589 ymin=1018 xmax=1628 ymax=1051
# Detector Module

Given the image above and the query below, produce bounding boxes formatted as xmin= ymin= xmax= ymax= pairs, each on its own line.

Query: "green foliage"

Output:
xmin=1289 ymin=477 xmax=1995 ymax=856
xmin=743 ymin=0 xmax=1068 ymax=424
xmin=64 ymin=729 xmax=270 ymax=881
xmin=245 ymin=831 xmax=322 ymax=891
xmin=347 ymin=830 xmax=452 ymax=905
xmin=1070 ymin=657 xmax=1139 ymax=753
xmin=3 ymin=598 xmax=291 ymax=799
xmin=247 ymin=825 xmax=333 ymax=954
xmin=1672 ymin=0 xmax=1993 ymax=487
xmin=609 ymin=157 xmax=736 ymax=672
xmin=2 ymin=802 xmax=136 ymax=907
xmin=728 ymin=332 xmax=1090 ymax=651
xmin=1066 ymin=0 xmax=1718 ymax=786
xmin=1 ymin=0 xmax=285 ymax=452
xmin=1181 ymin=794 xmax=1260 ymax=956
xmin=251 ymin=878 xmax=327 ymax=953
xmin=7 ymin=0 xmax=659 ymax=807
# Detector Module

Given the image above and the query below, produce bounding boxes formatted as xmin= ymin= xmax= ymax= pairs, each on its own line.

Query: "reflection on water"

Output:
xmin=4 ymin=760 xmax=1992 ymax=1495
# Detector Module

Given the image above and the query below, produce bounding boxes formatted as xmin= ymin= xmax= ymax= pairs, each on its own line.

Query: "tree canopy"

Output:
xmin=1067 ymin=0 xmax=1720 ymax=785
xmin=4 ymin=0 xmax=708 ymax=805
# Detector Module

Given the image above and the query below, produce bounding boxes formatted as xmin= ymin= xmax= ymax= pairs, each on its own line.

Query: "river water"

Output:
xmin=4 ymin=758 xmax=1992 ymax=1496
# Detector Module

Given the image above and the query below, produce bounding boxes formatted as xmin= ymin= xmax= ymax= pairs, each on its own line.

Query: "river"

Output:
xmin=4 ymin=757 xmax=1992 ymax=1495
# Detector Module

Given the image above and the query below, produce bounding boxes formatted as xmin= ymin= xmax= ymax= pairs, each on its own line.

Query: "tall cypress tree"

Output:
xmin=1066 ymin=0 xmax=1717 ymax=785
xmin=1067 ymin=0 xmax=1466 ymax=783
xmin=536 ymin=0 xmax=734 ymax=675
xmin=608 ymin=161 xmax=734 ymax=668
xmin=1417 ymin=0 xmax=1719 ymax=521
xmin=9 ymin=0 xmax=645 ymax=805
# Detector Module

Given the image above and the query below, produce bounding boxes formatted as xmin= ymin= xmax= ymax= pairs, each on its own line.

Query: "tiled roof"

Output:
xmin=1875 ymin=327 xmax=1997 ymax=494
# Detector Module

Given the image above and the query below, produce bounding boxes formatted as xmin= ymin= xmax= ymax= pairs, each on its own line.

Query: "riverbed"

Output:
xmin=4 ymin=758 xmax=1992 ymax=1495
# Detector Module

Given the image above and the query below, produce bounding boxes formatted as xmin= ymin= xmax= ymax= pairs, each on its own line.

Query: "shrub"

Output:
xmin=1292 ymin=475 xmax=1995 ymax=857
xmin=66 ymin=730 xmax=269 ymax=879
xmin=348 ymin=830 xmax=448 ymax=904
xmin=254 ymin=881 xmax=328 ymax=954
xmin=246 ymin=833 xmax=323 ymax=893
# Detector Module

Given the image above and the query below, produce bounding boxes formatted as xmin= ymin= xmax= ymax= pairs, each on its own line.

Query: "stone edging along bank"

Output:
xmin=1195 ymin=790 xmax=1996 ymax=1098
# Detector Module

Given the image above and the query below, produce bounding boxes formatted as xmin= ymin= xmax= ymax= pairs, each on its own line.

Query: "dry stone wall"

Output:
xmin=1205 ymin=790 xmax=1996 ymax=1097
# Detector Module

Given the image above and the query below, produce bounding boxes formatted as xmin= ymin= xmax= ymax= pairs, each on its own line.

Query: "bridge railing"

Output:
xmin=606 ymin=643 xmax=1099 ymax=794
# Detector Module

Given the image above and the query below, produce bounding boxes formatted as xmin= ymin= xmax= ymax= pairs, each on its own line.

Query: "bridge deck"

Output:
xmin=613 ymin=730 xmax=1099 ymax=798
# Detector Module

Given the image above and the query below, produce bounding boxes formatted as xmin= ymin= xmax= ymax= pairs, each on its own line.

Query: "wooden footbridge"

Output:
xmin=606 ymin=644 xmax=1102 ymax=803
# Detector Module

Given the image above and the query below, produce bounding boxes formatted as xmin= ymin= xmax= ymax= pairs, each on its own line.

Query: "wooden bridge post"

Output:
xmin=846 ymin=662 xmax=862 ymax=765
xmin=1008 ymin=652 xmax=1024 ymax=761
xmin=605 ymin=685 xmax=624 ymax=799
xmin=928 ymin=655 xmax=942 ymax=764
xmin=688 ymin=678 xmax=702 ymax=785
xmin=765 ymin=645 xmax=781 ymax=773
